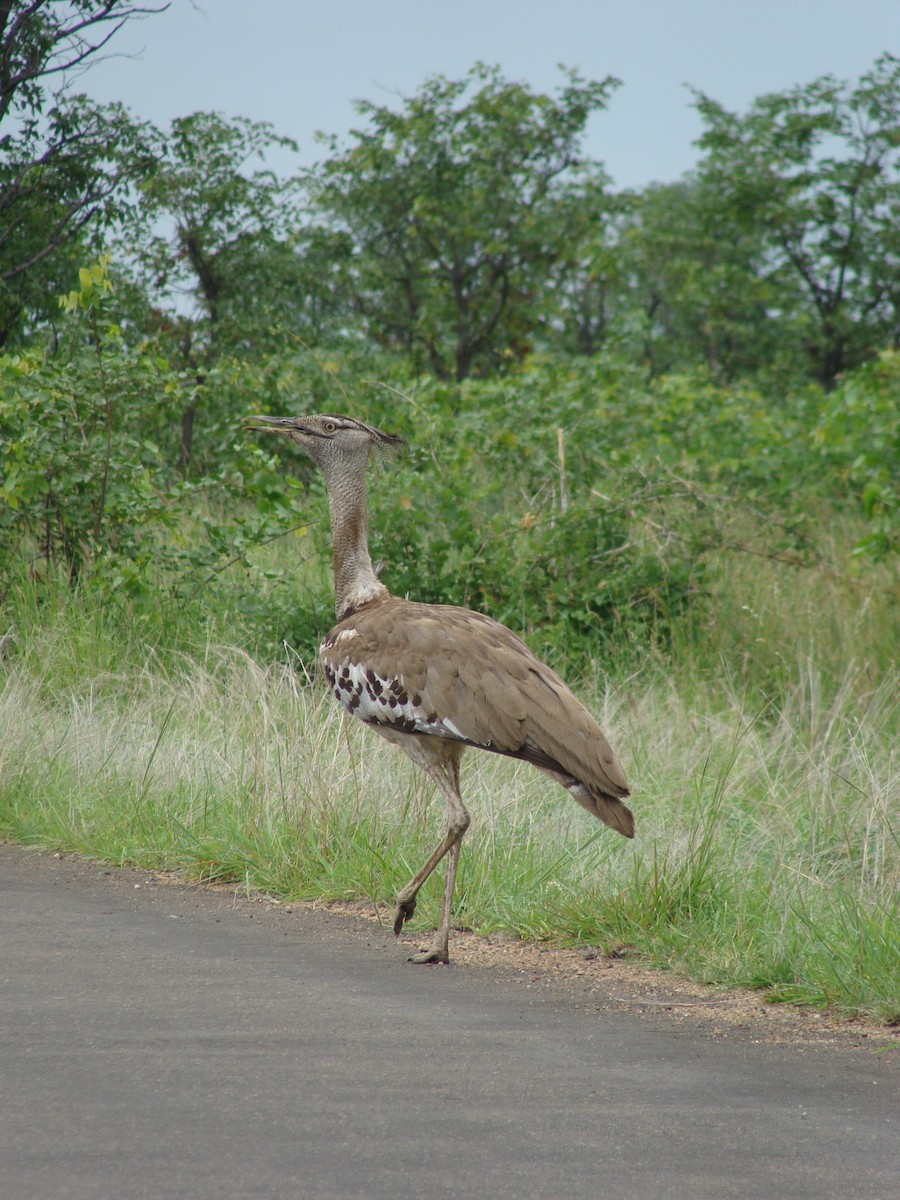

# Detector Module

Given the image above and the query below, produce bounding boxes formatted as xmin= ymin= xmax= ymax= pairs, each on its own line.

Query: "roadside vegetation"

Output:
xmin=1 ymin=4 xmax=897 ymax=1021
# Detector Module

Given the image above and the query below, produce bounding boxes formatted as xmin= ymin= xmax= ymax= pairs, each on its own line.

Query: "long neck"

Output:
xmin=322 ymin=455 xmax=388 ymax=620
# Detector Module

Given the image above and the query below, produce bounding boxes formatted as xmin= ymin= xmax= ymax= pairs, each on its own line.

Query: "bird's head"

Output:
xmin=242 ymin=413 xmax=406 ymax=471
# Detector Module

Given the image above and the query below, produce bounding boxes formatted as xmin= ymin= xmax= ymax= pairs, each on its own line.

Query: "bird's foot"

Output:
xmin=393 ymin=896 xmax=417 ymax=937
xmin=407 ymin=945 xmax=450 ymax=966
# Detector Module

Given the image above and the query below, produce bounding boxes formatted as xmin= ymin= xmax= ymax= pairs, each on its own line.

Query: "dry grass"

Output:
xmin=2 ymin=620 xmax=896 ymax=1021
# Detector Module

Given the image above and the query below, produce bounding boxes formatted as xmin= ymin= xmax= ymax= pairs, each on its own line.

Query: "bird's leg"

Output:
xmin=392 ymin=805 xmax=470 ymax=942
xmin=391 ymin=823 xmax=456 ymax=935
xmin=393 ymin=753 xmax=469 ymax=963
xmin=407 ymin=838 xmax=463 ymax=965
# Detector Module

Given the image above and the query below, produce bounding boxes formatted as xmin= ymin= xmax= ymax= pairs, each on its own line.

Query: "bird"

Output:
xmin=243 ymin=412 xmax=633 ymax=964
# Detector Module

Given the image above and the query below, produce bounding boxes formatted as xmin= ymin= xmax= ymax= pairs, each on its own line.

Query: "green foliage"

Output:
xmin=600 ymin=180 xmax=805 ymax=381
xmin=1 ymin=258 xmax=181 ymax=591
xmin=366 ymin=431 xmax=700 ymax=665
xmin=0 ymin=3 xmax=162 ymax=344
xmin=693 ymin=53 xmax=900 ymax=386
xmin=0 ymin=259 xmax=300 ymax=606
xmin=310 ymin=64 xmax=619 ymax=380
xmin=124 ymin=112 xmax=307 ymax=360
xmin=814 ymin=349 xmax=900 ymax=558
xmin=245 ymin=355 xmax=874 ymax=671
xmin=3 ymin=33 xmax=900 ymax=396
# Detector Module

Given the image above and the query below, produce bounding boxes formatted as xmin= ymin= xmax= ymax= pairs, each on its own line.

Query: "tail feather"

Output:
xmin=592 ymin=793 xmax=635 ymax=838
xmin=569 ymin=783 xmax=635 ymax=838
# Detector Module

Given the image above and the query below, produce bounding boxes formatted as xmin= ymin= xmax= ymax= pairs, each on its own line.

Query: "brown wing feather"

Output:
xmin=323 ymin=594 xmax=633 ymax=837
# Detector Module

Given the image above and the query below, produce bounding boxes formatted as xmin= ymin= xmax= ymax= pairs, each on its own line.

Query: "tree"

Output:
xmin=0 ymin=256 xmax=301 ymax=599
xmin=693 ymin=54 xmax=900 ymax=387
xmin=0 ymin=256 xmax=187 ymax=588
xmin=129 ymin=112 xmax=306 ymax=359
xmin=0 ymin=1 xmax=164 ymax=343
xmin=310 ymin=64 xmax=620 ymax=381
xmin=539 ymin=179 xmax=635 ymax=358
xmin=610 ymin=179 xmax=802 ymax=379
xmin=120 ymin=111 xmax=306 ymax=465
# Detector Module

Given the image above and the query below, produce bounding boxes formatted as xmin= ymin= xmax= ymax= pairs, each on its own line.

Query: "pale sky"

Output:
xmin=82 ymin=0 xmax=899 ymax=189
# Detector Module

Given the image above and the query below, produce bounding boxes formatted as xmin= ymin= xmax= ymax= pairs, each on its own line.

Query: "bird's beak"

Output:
xmin=242 ymin=415 xmax=299 ymax=437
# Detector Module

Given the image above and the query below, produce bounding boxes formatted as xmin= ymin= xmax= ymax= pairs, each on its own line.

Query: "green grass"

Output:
xmin=2 ymin=556 xmax=897 ymax=1023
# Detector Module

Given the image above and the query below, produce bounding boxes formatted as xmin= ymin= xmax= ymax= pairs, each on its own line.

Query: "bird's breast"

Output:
xmin=319 ymin=636 xmax=469 ymax=743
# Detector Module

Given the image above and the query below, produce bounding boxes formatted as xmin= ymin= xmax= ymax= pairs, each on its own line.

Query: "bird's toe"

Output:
xmin=408 ymin=946 xmax=450 ymax=965
xmin=393 ymin=897 xmax=417 ymax=936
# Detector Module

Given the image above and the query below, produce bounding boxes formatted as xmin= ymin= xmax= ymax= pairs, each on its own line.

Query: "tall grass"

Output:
xmin=1 ymin=556 xmax=896 ymax=1022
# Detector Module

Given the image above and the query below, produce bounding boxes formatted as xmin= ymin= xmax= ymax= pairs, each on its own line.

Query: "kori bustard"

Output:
xmin=244 ymin=413 xmax=633 ymax=964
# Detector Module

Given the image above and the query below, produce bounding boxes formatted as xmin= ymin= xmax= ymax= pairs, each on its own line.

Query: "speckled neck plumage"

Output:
xmin=321 ymin=451 xmax=388 ymax=621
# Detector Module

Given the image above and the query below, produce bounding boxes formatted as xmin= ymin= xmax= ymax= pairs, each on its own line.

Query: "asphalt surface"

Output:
xmin=1 ymin=844 xmax=897 ymax=1200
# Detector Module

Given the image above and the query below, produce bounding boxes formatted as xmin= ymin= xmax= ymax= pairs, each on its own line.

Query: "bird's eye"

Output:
xmin=323 ymin=421 xmax=337 ymax=434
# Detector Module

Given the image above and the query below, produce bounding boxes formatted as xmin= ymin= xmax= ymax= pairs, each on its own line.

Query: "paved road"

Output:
xmin=1 ymin=845 xmax=896 ymax=1200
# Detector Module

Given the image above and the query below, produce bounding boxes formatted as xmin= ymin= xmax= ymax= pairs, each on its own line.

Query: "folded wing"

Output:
xmin=320 ymin=596 xmax=634 ymax=838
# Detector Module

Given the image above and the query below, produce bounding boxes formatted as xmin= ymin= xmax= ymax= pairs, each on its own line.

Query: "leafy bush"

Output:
xmin=814 ymin=350 xmax=900 ymax=559
xmin=0 ymin=260 xmax=300 ymax=609
xmin=245 ymin=367 xmax=809 ymax=669
xmin=1 ymin=261 xmax=187 ymax=593
xmin=4 ymin=266 xmax=893 ymax=671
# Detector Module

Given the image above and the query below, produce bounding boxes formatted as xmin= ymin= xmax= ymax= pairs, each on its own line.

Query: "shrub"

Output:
xmin=0 ymin=260 xmax=300 ymax=610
